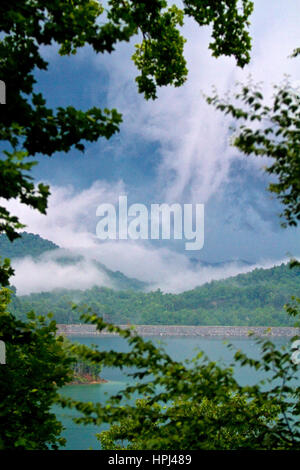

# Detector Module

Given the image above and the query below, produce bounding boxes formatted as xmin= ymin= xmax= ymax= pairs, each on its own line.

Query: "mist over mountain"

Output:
xmin=0 ymin=233 xmax=147 ymax=292
xmin=0 ymin=232 xmax=294 ymax=296
xmin=2 ymin=232 xmax=299 ymax=326
xmin=8 ymin=261 xmax=300 ymax=327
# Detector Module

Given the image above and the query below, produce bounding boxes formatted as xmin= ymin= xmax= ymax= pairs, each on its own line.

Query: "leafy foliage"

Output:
xmin=98 ymin=396 xmax=280 ymax=450
xmin=184 ymin=0 xmax=253 ymax=67
xmin=0 ymin=258 xmax=14 ymax=287
xmin=58 ymin=308 xmax=300 ymax=450
xmin=0 ymin=151 xmax=50 ymax=242
xmin=0 ymin=287 xmax=105 ymax=448
xmin=207 ymin=77 xmax=300 ymax=227
xmin=0 ymin=288 xmax=74 ymax=449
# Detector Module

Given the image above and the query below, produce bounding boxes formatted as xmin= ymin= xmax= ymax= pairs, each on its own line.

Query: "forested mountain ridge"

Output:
xmin=8 ymin=262 xmax=300 ymax=326
xmin=0 ymin=232 xmax=58 ymax=259
xmin=2 ymin=232 xmax=299 ymax=326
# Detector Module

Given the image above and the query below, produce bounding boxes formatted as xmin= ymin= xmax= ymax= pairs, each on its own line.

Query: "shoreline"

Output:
xmin=67 ymin=374 xmax=108 ymax=385
xmin=56 ymin=324 xmax=299 ymax=338
xmin=66 ymin=378 xmax=108 ymax=385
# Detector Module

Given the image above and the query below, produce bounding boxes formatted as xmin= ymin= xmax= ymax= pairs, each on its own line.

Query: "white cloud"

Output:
xmin=1 ymin=180 xmax=125 ymax=249
xmin=36 ymin=1 xmax=300 ymax=211
xmin=92 ymin=2 xmax=300 ymax=206
xmin=76 ymin=240 xmax=291 ymax=293
xmin=12 ymin=254 xmax=113 ymax=295
xmin=2 ymin=180 xmax=298 ymax=295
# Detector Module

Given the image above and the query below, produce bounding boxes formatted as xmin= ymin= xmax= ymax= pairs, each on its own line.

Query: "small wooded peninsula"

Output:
xmin=69 ymin=360 xmax=107 ymax=385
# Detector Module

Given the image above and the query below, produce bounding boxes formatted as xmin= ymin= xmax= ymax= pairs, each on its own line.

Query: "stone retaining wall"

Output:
xmin=56 ymin=324 xmax=299 ymax=337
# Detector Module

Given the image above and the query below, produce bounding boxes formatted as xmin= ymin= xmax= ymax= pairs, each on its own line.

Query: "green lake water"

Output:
xmin=55 ymin=335 xmax=297 ymax=450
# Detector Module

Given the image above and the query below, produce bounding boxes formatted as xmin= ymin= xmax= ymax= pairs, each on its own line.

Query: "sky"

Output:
xmin=3 ymin=1 xmax=300 ymax=294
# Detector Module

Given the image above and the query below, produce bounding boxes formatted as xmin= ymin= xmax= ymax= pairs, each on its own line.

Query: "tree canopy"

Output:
xmin=207 ymin=76 xmax=300 ymax=228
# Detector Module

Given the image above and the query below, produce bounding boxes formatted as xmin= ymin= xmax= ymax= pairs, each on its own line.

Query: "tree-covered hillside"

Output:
xmin=8 ymin=262 xmax=300 ymax=326
xmin=2 ymin=233 xmax=299 ymax=326
xmin=0 ymin=232 xmax=58 ymax=259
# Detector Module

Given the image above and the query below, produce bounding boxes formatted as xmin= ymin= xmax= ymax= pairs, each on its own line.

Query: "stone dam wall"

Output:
xmin=56 ymin=324 xmax=299 ymax=337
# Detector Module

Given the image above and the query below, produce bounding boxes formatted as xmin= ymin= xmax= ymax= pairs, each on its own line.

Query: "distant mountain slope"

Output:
xmin=189 ymin=257 xmax=254 ymax=268
xmin=0 ymin=232 xmax=147 ymax=291
xmin=0 ymin=232 xmax=58 ymax=259
xmin=9 ymin=262 xmax=300 ymax=326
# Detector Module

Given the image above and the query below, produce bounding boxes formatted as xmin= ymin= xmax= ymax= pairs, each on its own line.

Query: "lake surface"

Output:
xmin=55 ymin=335 xmax=297 ymax=450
